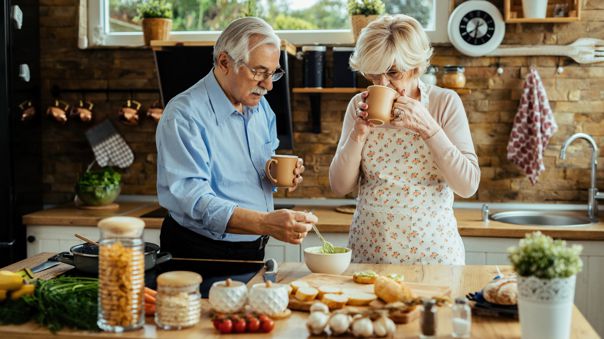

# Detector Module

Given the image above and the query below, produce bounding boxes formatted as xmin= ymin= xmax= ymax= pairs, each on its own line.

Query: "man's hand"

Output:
xmin=287 ymin=158 xmax=305 ymax=192
xmin=262 ymin=209 xmax=317 ymax=244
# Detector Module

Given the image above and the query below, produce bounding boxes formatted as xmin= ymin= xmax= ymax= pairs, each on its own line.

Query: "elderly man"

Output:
xmin=156 ymin=17 xmax=316 ymax=262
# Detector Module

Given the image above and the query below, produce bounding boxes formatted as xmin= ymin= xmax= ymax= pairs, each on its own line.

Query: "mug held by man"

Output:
xmin=265 ymin=155 xmax=299 ymax=187
xmin=365 ymin=85 xmax=398 ymax=125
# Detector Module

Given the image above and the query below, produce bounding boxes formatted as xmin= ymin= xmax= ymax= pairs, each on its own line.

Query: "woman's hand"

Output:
xmin=287 ymin=158 xmax=305 ymax=192
xmin=391 ymin=89 xmax=440 ymax=139
xmin=350 ymin=91 xmax=373 ymax=143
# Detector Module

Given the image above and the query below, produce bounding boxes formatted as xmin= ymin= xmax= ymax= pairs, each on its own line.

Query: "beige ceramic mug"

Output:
xmin=265 ymin=155 xmax=299 ymax=187
xmin=365 ymin=85 xmax=398 ymax=125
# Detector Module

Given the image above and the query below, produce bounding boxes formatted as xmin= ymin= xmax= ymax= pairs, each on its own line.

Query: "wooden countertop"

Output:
xmin=0 ymin=254 xmax=598 ymax=338
xmin=22 ymin=202 xmax=604 ymax=240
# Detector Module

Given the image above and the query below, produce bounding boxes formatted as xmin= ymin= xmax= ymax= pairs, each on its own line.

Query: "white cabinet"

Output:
xmin=26 ymin=225 xmax=160 ymax=257
xmin=463 ymin=236 xmax=604 ymax=337
xmin=264 ymin=238 xmax=301 ymax=263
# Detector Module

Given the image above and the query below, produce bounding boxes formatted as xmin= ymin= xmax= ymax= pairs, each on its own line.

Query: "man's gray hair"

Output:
xmin=213 ymin=17 xmax=281 ymax=68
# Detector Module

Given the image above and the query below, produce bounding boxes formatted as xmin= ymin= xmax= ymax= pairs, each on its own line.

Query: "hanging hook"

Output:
xmin=495 ymin=58 xmax=504 ymax=76
xmin=556 ymin=56 xmax=564 ymax=75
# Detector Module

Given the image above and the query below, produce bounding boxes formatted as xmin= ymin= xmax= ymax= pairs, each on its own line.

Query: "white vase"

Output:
xmin=523 ymin=0 xmax=548 ymax=18
xmin=517 ymin=275 xmax=576 ymax=339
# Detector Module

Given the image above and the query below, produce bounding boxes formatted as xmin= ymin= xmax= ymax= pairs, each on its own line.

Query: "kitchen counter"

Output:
xmin=0 ymin=253 xmax=598 ymax=338
xmin=22 ymin=201 xmax=604 ymax=240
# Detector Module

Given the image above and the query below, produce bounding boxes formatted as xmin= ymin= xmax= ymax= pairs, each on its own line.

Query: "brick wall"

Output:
xmin=39 ymin=0 xmax=604 ymax=204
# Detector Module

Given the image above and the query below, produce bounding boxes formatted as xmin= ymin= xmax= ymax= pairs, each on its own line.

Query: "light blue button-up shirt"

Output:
xmin=156 ymin=70 xmax=279 ymax=242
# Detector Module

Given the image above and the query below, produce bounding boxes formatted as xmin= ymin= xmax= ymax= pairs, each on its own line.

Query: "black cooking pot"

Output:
xmin=53 ymin=242 xmax=172 ymax=274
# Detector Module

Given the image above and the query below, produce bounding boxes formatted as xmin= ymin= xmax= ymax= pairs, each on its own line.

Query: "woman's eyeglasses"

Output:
xmin=361 ymin=70 xmax=406 ymax=82
xmin=241 ymin=62 xmax=285 ymax=82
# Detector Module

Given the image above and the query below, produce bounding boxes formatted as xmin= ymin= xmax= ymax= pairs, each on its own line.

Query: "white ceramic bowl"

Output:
xmin=303 ymin=246 xmax=352 ymax=275
xmin=248 ymin=282 xmax=289 ymax=316
xmin=208 ymin=279 xmax=248 ymax=313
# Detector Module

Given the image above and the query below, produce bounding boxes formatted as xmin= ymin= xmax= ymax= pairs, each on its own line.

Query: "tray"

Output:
xmin=467 ymin=291 xmax=518 ymax=319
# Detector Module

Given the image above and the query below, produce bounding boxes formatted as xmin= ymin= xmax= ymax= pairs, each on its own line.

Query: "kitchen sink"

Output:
xmin=490 ymin=211 xmax=593 ymax=227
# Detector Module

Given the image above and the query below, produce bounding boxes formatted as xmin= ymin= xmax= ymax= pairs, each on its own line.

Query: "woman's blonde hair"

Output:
xmin=349 ymin=14 xmax=433 ymax=78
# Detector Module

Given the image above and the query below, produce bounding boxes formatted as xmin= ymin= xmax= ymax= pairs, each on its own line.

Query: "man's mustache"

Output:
xmin=252 ymin=87 xmax=268 ymax=96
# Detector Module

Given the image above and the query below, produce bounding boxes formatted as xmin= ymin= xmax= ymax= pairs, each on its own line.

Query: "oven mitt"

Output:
xmin=85 ymin=119 xmax=134 ymax=168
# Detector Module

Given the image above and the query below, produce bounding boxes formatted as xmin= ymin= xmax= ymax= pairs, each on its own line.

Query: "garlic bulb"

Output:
xmin=351 ymin=317 xmax=374 ymax=337
xmin=306 ymin=311 xmax=329 ymax=335
xmin=329 ymin=313 xmax=351 ymax=335
xmin=373 ymin=315 xmax=396 ymax=337
xmin=309 ymin=301 xmax=329 ymax=314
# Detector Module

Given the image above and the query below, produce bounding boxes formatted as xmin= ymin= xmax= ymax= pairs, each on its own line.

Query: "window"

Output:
xmin=83 ymin=0 xmax=450 ymax=47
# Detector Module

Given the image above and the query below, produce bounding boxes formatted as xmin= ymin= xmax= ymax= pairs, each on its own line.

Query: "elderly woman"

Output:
xmin=329 ymin=14 xmax=480 ymax=265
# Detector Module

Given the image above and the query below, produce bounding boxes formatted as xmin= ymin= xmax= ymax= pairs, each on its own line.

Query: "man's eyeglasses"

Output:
xmin=240 ymin=62 xmax=285 ymax=82
xmin=361 ymin=70 xmax=405 ymax=82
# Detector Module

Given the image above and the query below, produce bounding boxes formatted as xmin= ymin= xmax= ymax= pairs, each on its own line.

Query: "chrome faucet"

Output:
xmin=481 ymin=204 xmax=489 ymax=223
xmin=560 ymin=133 xmax=604 ymax=222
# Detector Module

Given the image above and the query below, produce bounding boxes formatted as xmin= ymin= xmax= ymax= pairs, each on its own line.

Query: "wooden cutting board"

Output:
xmin=288 ymin=273 xmax=450 ymax=323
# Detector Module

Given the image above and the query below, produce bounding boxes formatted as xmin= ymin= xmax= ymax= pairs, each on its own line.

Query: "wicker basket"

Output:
xmin=142 ymin=18 xmax=172 ymax=46
xmin=350 ymin=14 xmax=379 ymax=42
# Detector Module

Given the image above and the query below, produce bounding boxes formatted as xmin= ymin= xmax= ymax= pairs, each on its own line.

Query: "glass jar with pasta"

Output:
xmin=97 ymin=216 xmax=145 ymax=332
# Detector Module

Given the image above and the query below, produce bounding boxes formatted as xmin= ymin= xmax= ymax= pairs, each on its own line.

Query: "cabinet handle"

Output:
xmin=0 ymin=239 xmax=16 ymax=248
xmin=27 ymin=235 xmax=36 ymax=243
xmin=18 ymin=64 xmax=30 ymax=82
xmin=11 ymin=5 xmax=23 ymax=30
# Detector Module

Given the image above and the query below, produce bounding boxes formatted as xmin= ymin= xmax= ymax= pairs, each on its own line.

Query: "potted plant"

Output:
xmin=136 ymin=0 xmax=173 ymax=46
xmin=508 ymin=232 xmax=583 ymax=339
xmin=523 ymin=0 xmax=548 ymax=19
xmin=348 ymin=0 xmax=385 ymax=42
xmin=75 ymin=167 xmax=122 ymax=207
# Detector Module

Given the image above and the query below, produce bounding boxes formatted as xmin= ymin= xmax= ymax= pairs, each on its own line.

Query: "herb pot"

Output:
xmin=52 ymin=242 xmax=172 ymax=274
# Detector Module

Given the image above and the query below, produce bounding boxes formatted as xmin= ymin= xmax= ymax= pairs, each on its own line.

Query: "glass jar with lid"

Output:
xmin=155 ymin=271 xmax=202 ymax=330
xmin=441 ymin=66 xmax=466 ymax=89
xmin=451 ymin=297 xmax=472 ymax=338
xmin=97 ymin=216 xmax=146 ymax=332
xmin=420 ymin=65 xmax=439 ymax=86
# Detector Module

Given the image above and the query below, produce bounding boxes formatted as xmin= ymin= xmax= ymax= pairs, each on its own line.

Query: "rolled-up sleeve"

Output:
xmin=156 ymin=114 xmax=236 ymax=238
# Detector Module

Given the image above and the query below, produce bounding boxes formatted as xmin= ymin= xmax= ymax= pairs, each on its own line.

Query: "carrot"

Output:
xmin=144 ymin=303 xmax=156 ymax=315
xmin=144 ymin=287 xmax=157 ymax=297
xmin=144 ymin=292 xmax=156 ymax=304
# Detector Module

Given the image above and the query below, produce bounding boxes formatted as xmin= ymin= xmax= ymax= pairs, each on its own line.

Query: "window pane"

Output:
xmin=107 ymin=0 xmax=435 ymax=33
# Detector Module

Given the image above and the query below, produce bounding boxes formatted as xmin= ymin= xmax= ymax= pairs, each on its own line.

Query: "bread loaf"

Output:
xmin=483 ymin=277 xmax=518 ymax=305
xmin=374 ymin=276 xmax=414 ymax=303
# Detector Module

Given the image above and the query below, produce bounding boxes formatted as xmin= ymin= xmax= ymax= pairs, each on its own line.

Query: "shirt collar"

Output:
xmin=204 ymin=70 xmax=260 ymax=124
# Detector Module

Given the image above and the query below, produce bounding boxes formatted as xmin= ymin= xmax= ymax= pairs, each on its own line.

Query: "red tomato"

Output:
xmin=260 ymin=318 xmax=275 ymax=333
xmin=212 ymin=318 xmax=222 ymax=330
xmin=218 ymin=319 xmax=233 ymax=334
xmin=234 ymin=318 xmax=247 ymax=333
xmin=258 ymin=314 xmax=270 ymax=322
xmin=247 ymin=317 xmax=260 ymax=333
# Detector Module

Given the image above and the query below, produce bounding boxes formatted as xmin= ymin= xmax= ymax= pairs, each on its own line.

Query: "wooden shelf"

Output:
xmin=504 ymin=0 xmax=580 ymax=23
xmin=454 ymin=88 xmax=472 ymax=95
xmin=292 ymin=87 xmax=363 ymax=94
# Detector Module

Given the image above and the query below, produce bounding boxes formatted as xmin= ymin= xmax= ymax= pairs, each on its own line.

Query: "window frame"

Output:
xmin=83 ymin=0 xmax=451 ymax=48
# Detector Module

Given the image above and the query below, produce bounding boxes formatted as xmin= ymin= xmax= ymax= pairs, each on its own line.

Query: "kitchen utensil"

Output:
xmin=486 ymin=38 xmax=604 ymax=64
xmin=208 ymin=278 xmax=248 ymax=313
xmin=75 ymin=233 xmax=99 ymax=246
xmin=310 ymin=222 xmax=336 ymax=254
xmin=30 ymin=258 xmax=60 ymax=273
xmin=52 ymin=242 xmax=171 ymax=274
xmin=171 ymin=257 xmax=278 ymax=283
xmin=249 ymin=280 xmax=290 ymax=317
xmin=85 ymin=119 xmax=134 ymax=168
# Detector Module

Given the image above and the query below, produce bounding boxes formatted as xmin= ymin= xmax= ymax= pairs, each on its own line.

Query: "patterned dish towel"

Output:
xmin=507 ymin=67 xmax=558 ymax=184
xmin=85 ymin=119 xmax=134 ymax=168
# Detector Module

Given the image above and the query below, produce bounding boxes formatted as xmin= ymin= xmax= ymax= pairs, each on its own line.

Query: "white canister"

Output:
xmin=523 ymin=0 xmax=548 ymax=18
xmin=208 ymin=278 xmax=248 ymax=313
xmin=518 ymin=275 xmax=576 ymax=339
xmin=248 ymin=281 xmax=289 ymax=317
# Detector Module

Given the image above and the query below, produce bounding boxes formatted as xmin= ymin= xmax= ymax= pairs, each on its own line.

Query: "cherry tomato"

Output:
xmin=260 ymin=318 xmax=275 ymax=333
xmin=258 ymin=314 xmax=270 ymax=322
xmin=212 ymin=318 xmax=221 ymax=330
xmin=234 ymin=318 xmax=247 ymax=333
xmin=218 ymin=319 xmax=233 ymax=334
xmin=247 ymin=317 xmax=260 ymax=333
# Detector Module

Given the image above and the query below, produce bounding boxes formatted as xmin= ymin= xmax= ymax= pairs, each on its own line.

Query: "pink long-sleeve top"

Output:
xmin=329 ymin=85 xmax=480 ymax=198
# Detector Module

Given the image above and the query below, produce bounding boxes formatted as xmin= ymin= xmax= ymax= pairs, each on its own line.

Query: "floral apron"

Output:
xmin=348 ymin=82 xmax=465 ymax=265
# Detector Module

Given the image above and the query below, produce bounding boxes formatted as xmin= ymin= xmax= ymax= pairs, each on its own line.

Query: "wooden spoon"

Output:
xmin=75 ymin=233 xmax=99 ymax=246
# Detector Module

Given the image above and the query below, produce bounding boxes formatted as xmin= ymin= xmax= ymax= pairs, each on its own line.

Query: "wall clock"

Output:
xmin=448 ymin=0 xmax=505 ymax=57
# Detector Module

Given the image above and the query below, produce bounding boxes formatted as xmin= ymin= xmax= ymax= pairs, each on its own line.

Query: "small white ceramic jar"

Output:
xmin=208 ymin=278 xmax=248 ymax=313
xmin=248 ymin=281 xmax=289 ymax=317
